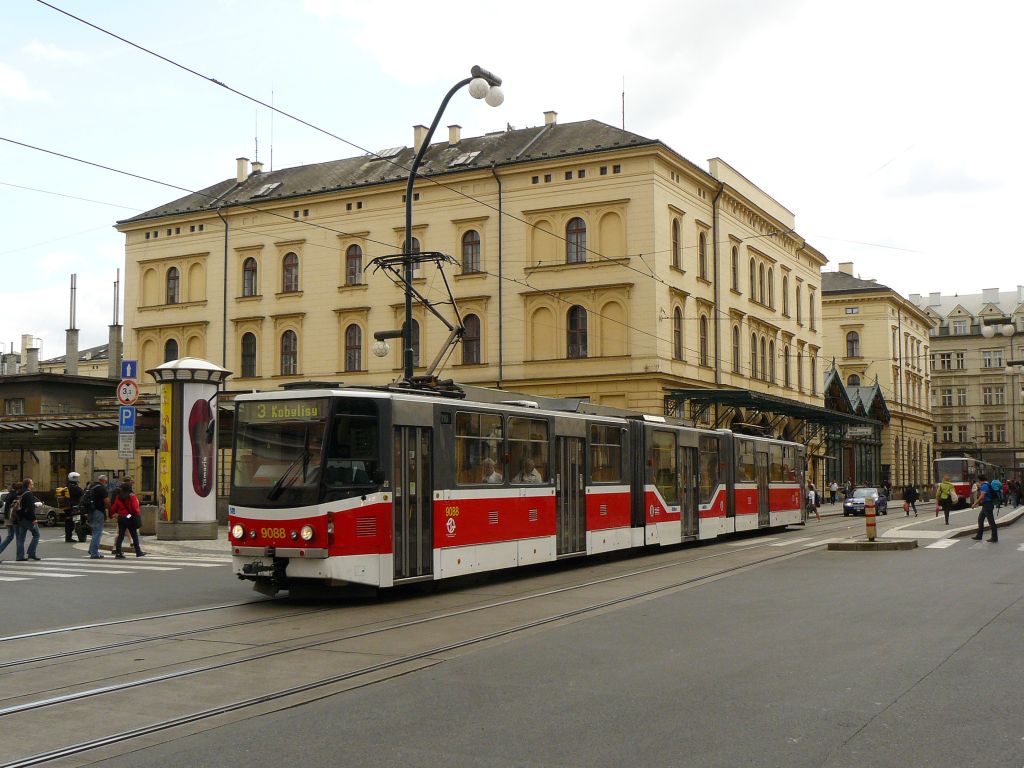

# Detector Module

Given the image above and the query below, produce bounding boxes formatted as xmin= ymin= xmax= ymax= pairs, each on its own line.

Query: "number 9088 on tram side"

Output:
xmin=228 ymin=384 xmax=806 ymax=595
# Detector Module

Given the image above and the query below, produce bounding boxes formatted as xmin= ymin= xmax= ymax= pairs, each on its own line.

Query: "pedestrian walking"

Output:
xmin=86 ymin=475 xmax=111 ymax=559
xmin=806 ymin=482 xmax=821 ymax=522
xmin=62 ymin=471 xmax=84 ymax=542
xmin=844 ymin=479 xmax=853 ymax=499
xmin=0 ymin=482 xmax=21 ymax=560
xmin=110 ymin=477 xmax=146 ymax=559
xmin=14 ymin=478 xmax=42 ymax=561
xmin=936 ymin=475 xmax=957 ymax=525
xmin=904 ymin=484 xmax=919 ymax=516
xmin=829 ymin=480 xmax=838 ymax=505
xmin=970 ymin=474 xmax=998 ymax=542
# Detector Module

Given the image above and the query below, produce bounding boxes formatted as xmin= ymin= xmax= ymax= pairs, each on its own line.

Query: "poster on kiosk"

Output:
xmin=181 ymin=381 xmax=217 ymax=521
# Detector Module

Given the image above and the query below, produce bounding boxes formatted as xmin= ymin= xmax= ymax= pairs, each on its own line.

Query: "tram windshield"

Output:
xmin=231 ymin=396 xmax=382 ymax=508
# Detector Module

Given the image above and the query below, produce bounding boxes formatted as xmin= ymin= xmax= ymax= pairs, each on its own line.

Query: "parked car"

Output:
xmin=843 ymin=487 xmax=888 ymax=516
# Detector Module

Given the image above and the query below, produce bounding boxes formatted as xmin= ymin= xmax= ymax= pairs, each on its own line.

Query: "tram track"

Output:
xmin=0 ymin=526 xmax=849 ymax=768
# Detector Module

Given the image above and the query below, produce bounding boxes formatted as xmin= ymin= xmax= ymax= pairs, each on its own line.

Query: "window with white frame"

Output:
xmin=957 ymin=387 xmax=968 ymax=406
xmin=941 ymin=425 xmax=953 ymax=442
xmin=941 ymin=388 xmax=953 ymax=406
xmin=952 ymin=319 xmax=967 ymax=335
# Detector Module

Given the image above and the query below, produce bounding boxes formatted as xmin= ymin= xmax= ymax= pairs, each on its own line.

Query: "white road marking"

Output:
xmin=0 ymin=576 xmax=31 ymax=582
xmin=769 ymin=537 xmax=812 ymax=547
xmin=925 ymin=540 xmax=957 ymax=549
xmin=803 ymin=538 xmax=846 ymax=547
xmin=0 ymin=568 xmax=80 ymax=578
xmin=727 ymin=537 xmax=777 ymax=545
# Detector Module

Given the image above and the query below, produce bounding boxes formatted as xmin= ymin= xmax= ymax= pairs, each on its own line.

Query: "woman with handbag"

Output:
xmin=109 ymin=477 xmax=146 ymax=559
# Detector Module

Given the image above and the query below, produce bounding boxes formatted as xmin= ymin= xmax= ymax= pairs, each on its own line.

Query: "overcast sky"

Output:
xmin=2 ymin=0 xmax=1021 ymax=358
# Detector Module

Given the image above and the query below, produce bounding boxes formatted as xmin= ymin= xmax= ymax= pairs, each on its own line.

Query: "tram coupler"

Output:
xmin=865 ymin=497 xmax=876 ymax=541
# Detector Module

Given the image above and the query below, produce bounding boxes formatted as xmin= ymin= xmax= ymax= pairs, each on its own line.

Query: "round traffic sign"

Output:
xmin=117 ymin=379 xmax=140 ymax=406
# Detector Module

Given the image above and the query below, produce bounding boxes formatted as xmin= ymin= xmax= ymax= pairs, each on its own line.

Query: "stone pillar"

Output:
xmin=147 ymin=357 xmax=231 ymax=540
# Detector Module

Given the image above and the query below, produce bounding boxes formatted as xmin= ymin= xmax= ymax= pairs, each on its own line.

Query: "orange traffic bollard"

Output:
xmin=865 ymin=495 xmax=876 ymax=541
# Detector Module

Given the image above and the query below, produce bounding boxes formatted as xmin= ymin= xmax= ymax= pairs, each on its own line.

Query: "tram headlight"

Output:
xmin=300 ymin=524 xmax=315 ymax=542
xmin=231 ymin=524 xmax=245 ymax=541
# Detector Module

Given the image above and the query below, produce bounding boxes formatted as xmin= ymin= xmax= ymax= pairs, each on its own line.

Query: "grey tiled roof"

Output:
xmin=41 ymin=343 xmax=110 ymax=365
xmin=119 ymin=120 xmax=658 ymax=224
xmin=909 ymin=290 xmax=1024 ymax=320
xmin=821 ymin=270 xmax=891 ymax=295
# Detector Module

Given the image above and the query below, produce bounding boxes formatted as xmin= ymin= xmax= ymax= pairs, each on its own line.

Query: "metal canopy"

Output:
xmin=665 ymin=388 xmax=881 ymax=428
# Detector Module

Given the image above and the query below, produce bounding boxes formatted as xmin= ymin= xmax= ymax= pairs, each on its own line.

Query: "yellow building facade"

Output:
xmin=117 ymin=116 xmax=827 ymax=422
xmin=821 ymin=263 xmax=935 ymax=488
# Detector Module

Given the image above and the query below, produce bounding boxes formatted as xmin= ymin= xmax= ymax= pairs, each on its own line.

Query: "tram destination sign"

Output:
xmin=239 ymin=399 xmax=326 ymax=422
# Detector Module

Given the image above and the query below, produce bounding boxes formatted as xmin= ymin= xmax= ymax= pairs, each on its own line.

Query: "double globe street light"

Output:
xmin=980 ymin=321 xmax=1023 ymax=475
xmin=373 ymin=66 xmax=504 ymax=382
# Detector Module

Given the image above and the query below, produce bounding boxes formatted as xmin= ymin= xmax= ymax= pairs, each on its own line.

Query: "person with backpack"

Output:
xmin=970 ymin=473 xmax=998 ymax=542
xmin=990 ymin=477 xmax=1003 ymax=510
xmin=936 ymin=475 xmax=957 ymax=525
xmin=0 ymin=482 xmax=22 ymax=561
xmin=85 ymin=475 xmax=111 ymax=559
xmin=109 ymin=477 xmax=146 ymax=559
xmin=13 ymin=478 xmax=42 ymax=561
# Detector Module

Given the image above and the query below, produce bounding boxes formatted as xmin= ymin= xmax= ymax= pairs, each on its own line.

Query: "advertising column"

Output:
xmin=147 ymin=358 xmax=231 ymax=540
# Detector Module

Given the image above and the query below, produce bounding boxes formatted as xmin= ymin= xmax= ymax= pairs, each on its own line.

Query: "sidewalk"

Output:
xmin=878 ymin=502 xmax=1024 ymax=540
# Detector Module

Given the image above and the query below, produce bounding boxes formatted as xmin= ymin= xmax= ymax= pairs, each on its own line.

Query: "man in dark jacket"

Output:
xmin=15 ymin=477 xmax=42 ymax=561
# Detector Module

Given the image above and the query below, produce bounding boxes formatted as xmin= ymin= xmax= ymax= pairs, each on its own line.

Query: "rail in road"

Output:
xmin=0 ymin=514 xmax=977 ymax=767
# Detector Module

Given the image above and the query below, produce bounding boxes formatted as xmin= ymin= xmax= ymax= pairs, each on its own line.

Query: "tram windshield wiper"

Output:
xmin=267 ymin=427 xmax=311 ymax=501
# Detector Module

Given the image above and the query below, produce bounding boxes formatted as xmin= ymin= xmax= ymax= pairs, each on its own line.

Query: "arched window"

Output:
xmin=810 ymin=355 xmax=817 ymax=394
xmin=731 ymin=246 xmax=739 ymax=291
xmin=408 ymin=236 xmax=421 ymax=278
xmin=344 ymin=324 xmax=362 ymax=372
xmin=782 ymin=275 xmax=790 ymax=315
xmin=769 ymin=340 xmax=776 ymax=383
xmin=732 ymin=325 xmax=741 ymax=373
xmin=463 ymin=314 xmax=481 ymax=364
xmin=750 ymin=333 xmax=758 ymax=379
xmin=241 ymin=332 xmax=257 ymax=377
xmin=698 ymin=232 xmax=708 ymax=279
xmin=462 ymin=230 xmax=481 ymax=274
xmin=166 ymin=267 xmax=180 ymax=304
xmin=760 ymin=336 xmax=768 ymax=380
xmin=282 ymin=252 xmax=299 ymax=293
xmin=566 ymin=217 xmax=587 ymax=264
xmin=567 ymin=305 xmax=588 ymax=358
xmin=280 ymin=330 xmax=298 ymax=375
xmin=242 ymin=258 xmax=258 ymax=297
xmin=758 ymin=264 xmax=766 ymax=304
xmin=699 ymin=316 xmax=709 ymax=366
xmin=847 ymin=374 xmax=861 ymax=386
xmin=749 ymin=258 xmax=756 ymax=296
xmin=797 ymin=348 xmax=804 ymax=391
xmin=767 ymin=267 xmax=774 ymax=308
xmin=796 ymin=285 xmax=803 ymax=323
xmin=409 ymin=319 xmax=421 ymax=367
xmin=784 ymin=346 xmax=791 ymax=387
xmin=673 ymin=307 xmax=683 ymax=360
xmin=846 ymin=331 xmax=860 ymax=358
xmin=163 ymin=338 xmax=178 ymax=362
xmin=671 ymin=219 xmax=681 ymax=269
xmin=345 ymin=245 xmax=362 ymax=286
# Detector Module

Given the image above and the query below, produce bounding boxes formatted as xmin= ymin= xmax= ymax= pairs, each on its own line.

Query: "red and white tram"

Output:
xmin=933 ymin=456 xmax=1004 ymax=508
xmin=227 ymin=384 xmax=806 ymax=593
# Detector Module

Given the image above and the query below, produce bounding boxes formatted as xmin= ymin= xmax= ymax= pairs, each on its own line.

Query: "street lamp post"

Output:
xmin=399 ymin=66 xmax=504 ymax=381
xmin=982 ymin=320 xmax=1018 ymax=474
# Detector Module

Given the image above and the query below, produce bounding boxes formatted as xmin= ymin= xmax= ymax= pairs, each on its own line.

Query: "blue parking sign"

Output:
xmin=119 ymin=406 xmax=136 ymax=433
xmin=121 ymin=359 xmax=138 ymax=380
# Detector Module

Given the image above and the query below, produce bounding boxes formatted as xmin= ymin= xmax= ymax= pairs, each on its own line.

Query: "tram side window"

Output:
xmin=590 ymin=425 xmax=623 ymax=483
xmin=782 ymin=446 xmax=797 ymax=481
xmin=509 ymin=417 xmax=549 ymax=483
xmin=652 ymin=430 xmax=678 ymax=505
xmin=698 ymin=435 xmax=719 ymax=504
xmin=736 ymin=441 xmax=756 ymax=482
xmin=769 ymin=444 xmax=785 ymax=482
xmin=455 ymin=412 xmax=504 ymax=484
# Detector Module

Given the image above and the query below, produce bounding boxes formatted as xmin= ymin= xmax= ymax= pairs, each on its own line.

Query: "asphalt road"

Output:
xmin=71 ymin=521 xmax=1024 ymax=768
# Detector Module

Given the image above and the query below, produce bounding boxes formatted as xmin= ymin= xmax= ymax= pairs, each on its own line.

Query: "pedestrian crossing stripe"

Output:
xmin=727 ymin=537 xmax=778 ymax=546
xmin=0 ymin=576 xmax=30 ymax=582
xmin=925 ymin=540 xmax=957 ymax=549
xmin=768 ymin=537 xmax=812 ymax=547
xmin=48 ymin=557 xmax=227 ymax=568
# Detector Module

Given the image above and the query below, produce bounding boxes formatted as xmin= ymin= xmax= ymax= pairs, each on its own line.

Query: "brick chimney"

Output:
xmin=544 ymin=110 xmax=558 ymax=125
xmin=26 ymin=347 xmax=39 ymax=374
xmin=448 ymin=125 xmax=461 ymax=146
xmin=236 ymin=157 xmax=250 ymax=183
xmin=65 ymin=329 xmax=79 ymax=375
xmin=838 ymin=262 xmax=854 ymax=276
xmin=251 ymin=160 xmax=264 ymax=174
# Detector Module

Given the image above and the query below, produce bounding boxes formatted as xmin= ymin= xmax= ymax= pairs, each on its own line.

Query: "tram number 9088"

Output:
xmin=260 ymin=527 xmax=287 ymax=540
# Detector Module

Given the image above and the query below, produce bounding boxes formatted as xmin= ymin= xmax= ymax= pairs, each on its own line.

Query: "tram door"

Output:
xmin=680 ymin=446 xmax=699 ymax=538
xmin=392 ymin=426 xmax=433 ymax=581
xmin=755 ymin=451 xmax=770 ymax=527
xmin=556 ymin=436 xmax=586 ymax=556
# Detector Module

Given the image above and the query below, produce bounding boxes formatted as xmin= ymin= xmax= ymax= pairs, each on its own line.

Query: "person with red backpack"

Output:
xmin=109 ymin=476 xmax=146 ymax=559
